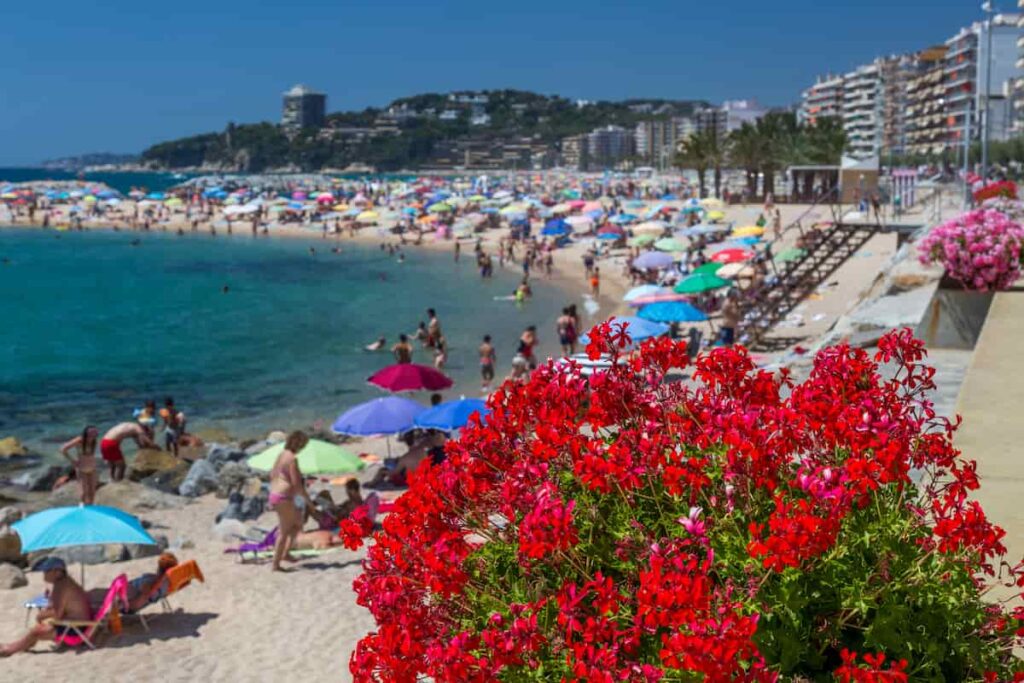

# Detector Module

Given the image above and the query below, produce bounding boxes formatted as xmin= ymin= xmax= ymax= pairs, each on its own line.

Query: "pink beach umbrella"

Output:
xmin=368 ymin=363 xmax=453 ymax=393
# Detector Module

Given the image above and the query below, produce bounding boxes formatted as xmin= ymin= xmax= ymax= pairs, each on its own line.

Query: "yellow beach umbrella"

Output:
xmin=165 ymin=197 xmax=183 ymax=207
xmin=732 ymin=226 xmax=764 ymax=238
xmin=356 ymin=210 xmax=379 ymax=222
xmin=707 ymin=210 xmax=726 ymax=222
xmin=83 ymin=195 xmax=97 ymax=203
xmin=333 ymin=204 xmax=349 ymax=212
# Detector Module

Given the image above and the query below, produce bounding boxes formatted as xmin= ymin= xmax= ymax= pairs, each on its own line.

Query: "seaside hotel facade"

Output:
xmin=281 ymin=84 xmax=327 ymax=131
xmin=799 ymin=12 xmax=1024 ymax=160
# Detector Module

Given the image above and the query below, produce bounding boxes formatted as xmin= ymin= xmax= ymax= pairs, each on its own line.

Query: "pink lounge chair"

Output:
xmin=46 ymin=574 xmax=129 ymax=650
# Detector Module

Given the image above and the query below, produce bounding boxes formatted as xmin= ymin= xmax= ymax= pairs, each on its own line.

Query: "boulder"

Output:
xmin=11 ymin=465 xmax=69 ymax=492
xmin=241 ymin=477 xmax=264 ymax=499
xmin=128 ymin=449 xmax=181 ymax=482
xmin=178 ymin=460 xmax=218 ymax=498
xmin=0 ymin=507 xmax=23 ymax=527
xmin=239 ymin=495 xmax=265 ymax=521
xmin=266 ymin=430 xmax=287 ymax=443
xmin=207 ymin=445 xmax=248 ymax=470
xmin=215 ymin=491 xmax=265 ymax=523
xmin=0 ymin=563 xmax=27 ymax=589
xmin=216 ymin=462 xmax=252 ymax=497
xmin=92 ymin=481 xmax=187 ymax=511
xmin=140 ymin=462 xmax=190 ymax=495
xmin=0 ymin=437 xmax=27 ymax=458
xmin=0 ymin=528 xmax=22 ymax=563
xmin=244 ymin=439 xmax=272 ymax=456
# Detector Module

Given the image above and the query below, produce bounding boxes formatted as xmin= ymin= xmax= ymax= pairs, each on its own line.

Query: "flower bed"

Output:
xmin=918 ymin=209 xmax=1024 ymax=291
xmin=347 ymin=324 xmax=1024 ymax=682
xmin=973 ymin=180 xmax=1018 ymax=204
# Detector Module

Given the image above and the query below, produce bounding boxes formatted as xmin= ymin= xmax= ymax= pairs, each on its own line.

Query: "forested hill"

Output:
xmin=140 ymin=90 xmax=708 ymax=172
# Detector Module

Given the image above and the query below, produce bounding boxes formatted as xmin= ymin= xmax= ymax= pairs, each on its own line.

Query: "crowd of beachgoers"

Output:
xmin=0 ymin=170 xmax=907 ymax=677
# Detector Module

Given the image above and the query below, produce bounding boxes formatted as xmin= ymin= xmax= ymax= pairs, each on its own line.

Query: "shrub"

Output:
xmin=918 ymin=209 xmax=1024 ymax=291
xmin=348 ymin=325 xmax=1024 ymax=682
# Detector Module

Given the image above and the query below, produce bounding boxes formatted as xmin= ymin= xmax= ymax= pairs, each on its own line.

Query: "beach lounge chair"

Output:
xmin=45 ymin=574 xmax=129 ymax=650
xmin=129 ymin=560 xmax=205 ymax=632
xmin=224 ymin=527 xmax=278 ymax=563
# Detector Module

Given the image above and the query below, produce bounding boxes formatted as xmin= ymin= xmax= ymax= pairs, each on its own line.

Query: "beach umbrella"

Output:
xmin=654 ymin=237 xmax=687 ymax=252
xmin=638 ymin=301 xmax=708 ymax=323
xmin=356 ymin=210 xmax=379 ymax=222
xmin=287 ymin=201 xmax=305 ymax=211
xmin=633 ymin=221 xmax=668 ymax=236
xmin=578 ymin=315 xmax=670 ymax=345
xmin=633 ymin=251 xmax=675 ymax=270
xmin=565 ymin=215 xmax=594 ymax=233
xmin=626 ymin=200 xmax=647 ymax=209
xmin=332 ymin=397 xmax=426 ymax=437
xmin=628 ymin=292 xmax=693 ymax=307
xmin=542 ymin=219 xmax=570 ymax=236
xmin=716 ymin=262 xmax=756 ymax=279
xmin=413 ymin=398 xmax=490 ymax=431
xmin=401 ymin=206 xmax=418 ymax=215
xmin=368 ymin=363 xmax=453 ymax=392
xmin=675 ymin=224 xmax=729 ymax=238
xmin=681 ymin=205 xmax=704 ymax=215
xmin=165 ymin=197 xmax=183 ymax=207
xmin=609 ymin=213 xmax=638 ymax=225
xmin=692 ymin=262 xmax=724 ymax=276
xmin=774 ymin=247 xmax=806 ymax=263
xmin=628 ymin=234 xmax=656 ymax=247
xmin=623 ymin=284 xmax=665 ymax=302
xmin=711 ymin=248 xmax=755 ymax=264
xmin=428 ymin=202 xmax=452 ymax=213
xmin=13 ymin=506 xmax=156 ymax=553
xmin=292 ymin=191 xmax=307 ymax=201
xmin=248 ymin=439 xmax=364 ymax=475
xmin=706 ymin=210 xmax=726 ymax=222
xmin=555 ymin=353 xmax=624 ymax=377
xmin=674 ymin=272 xmax=730 ymax=294
xmin=732 ymin=225 xmax=764 ymax=238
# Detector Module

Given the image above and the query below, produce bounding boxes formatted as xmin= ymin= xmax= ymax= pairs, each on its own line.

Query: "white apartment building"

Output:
xmin=842 ymin=63 xmax=884 ymax=159
xmin=799 ymin=75 xmax=845 ymax=125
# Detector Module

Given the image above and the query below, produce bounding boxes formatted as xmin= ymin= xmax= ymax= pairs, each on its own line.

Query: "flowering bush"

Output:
xmin=348 ymin=325 xmax=1024 ymax=682
xmin=973 ymin=180 xmax=1018 ymax=204
xmin=918 ymin=209 xmax=1024 ymax=291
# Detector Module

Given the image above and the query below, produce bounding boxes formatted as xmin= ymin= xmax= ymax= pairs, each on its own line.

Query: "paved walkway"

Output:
xmin=954 ymin=292 xmax=1024 ymax=569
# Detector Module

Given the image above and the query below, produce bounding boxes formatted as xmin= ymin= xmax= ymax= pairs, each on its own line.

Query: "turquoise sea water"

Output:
xmin=0 ymin=168 xmax=194 ymax=194
xmin=0 ymin=228 xmax=568 ymax=454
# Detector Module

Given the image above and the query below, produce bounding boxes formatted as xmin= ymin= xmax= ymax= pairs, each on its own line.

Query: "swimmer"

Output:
xmin=130 ymin=239 xmax=141 ymax=247
xmin=309 ymin=247 xmax=316 ymax=255
xmin=364 ymin=336 xmax=386 ymax=352
xmin=222 ymin=285 xmax=230 ymax=294
xmin=397 ymin=253 xmax=405 ymax=263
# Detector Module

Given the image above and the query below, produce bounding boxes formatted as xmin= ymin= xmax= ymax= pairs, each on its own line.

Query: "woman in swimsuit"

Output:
xmin=268 ymin=431 xmax=313 ymax=572
xmin=60 ymin=426 xmax=99 ymax=505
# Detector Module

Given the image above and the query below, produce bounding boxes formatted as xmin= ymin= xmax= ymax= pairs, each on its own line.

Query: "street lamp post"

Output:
xmin=981 ymin=1 xmax=995 ymax=181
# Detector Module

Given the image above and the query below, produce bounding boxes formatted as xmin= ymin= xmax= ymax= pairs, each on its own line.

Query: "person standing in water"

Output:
xmin=59 ymin=426 xmax=99 ymax=505
xmin=479 ymin=335 xmax=496 ymax=392
xmin=555 ymin=307 xmax=577 ymax=357
xmin=426 ymin=308 xmax=442 ymax=348
xmin=392 ymin=334 xmax=413 ymax=364
xmin=100 ymin=422 xmax=156 ymax=482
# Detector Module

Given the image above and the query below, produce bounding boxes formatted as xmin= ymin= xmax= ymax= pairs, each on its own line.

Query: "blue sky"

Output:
xmin=0 ymin=0 xmax=992 ymax=164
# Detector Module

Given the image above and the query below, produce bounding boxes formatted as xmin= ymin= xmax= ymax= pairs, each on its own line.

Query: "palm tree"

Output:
xmin=728 ymin=123 xmax=762 ymax=199
xmin=801 ymin=116 xmax=846 ymax=165
xmin=707 ymin=132 xmax=727 ymax=199
xmin=676 ymin=131 xmax=712 ymax=198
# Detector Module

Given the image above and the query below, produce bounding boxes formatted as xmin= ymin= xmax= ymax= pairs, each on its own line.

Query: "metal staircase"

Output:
xmin=739 ymin=220 xmax=881 ymax=347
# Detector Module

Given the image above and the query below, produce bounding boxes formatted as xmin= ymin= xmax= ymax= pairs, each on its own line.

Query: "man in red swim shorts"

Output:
xmin=100 ymin=422 xmax=156 ymax=482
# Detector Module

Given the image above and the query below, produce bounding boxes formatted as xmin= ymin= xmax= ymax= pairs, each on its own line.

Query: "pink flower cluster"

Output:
xmin=918 ymin=208 xmax=1024 ymax=291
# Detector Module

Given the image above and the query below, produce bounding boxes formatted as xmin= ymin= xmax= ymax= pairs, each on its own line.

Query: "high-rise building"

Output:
xmin=799 ymin=75 xmax=845 ymax=126
xmin=904 ymin=46 xmax=949 ymax=157
xmin=635 ymin=117 xmax=696 ymax=168
xmin=560 ymin=135 xmax=587 ymax=170
xmin=281 ymin=84 xmax=326 ymax=130
xmin=842 ymin=63 xmax=884 ymax=159
xmin=695 ymin=100 xmax=766 ymax=140
xmin=879 ymin=55 xmax=913 ymax=158
xmin=1014 ymin=3 xmax=1024 ymax=134
xmin=586 ymin=126 xmax=635 ymax=169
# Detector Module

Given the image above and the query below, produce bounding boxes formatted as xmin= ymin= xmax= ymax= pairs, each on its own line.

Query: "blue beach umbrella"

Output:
xmin=578 ymin=315 xmax=670 ymax=345
xmin=332 ymin=397 xmax=426 ymax=436
xmin=609 ymin=213 xmax=638 ymax=224
xmin=638 ymin=301 xmax=708 ymax=323
xmin=633 ymin=251 xmax=675 ymax=270
xmin=13 ymin=505 xmax=157 ymax=553
xmin=413 ymin=398 xmax=490 ymax=431
xmin=623 ymin=284 xmax=665 ymax=302
xmin=542 ymin=219 xmax=570 ymax=236
xmin=145 ymin=192 xmax=165 ymax=200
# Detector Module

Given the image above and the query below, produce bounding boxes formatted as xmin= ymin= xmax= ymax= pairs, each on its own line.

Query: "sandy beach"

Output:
xmin=0 ymin=180 xmax=954 ymax=680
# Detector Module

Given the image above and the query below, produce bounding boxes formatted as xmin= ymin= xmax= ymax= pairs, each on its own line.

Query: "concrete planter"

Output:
xmin=917 ymin=275 xmax=995 ymax=349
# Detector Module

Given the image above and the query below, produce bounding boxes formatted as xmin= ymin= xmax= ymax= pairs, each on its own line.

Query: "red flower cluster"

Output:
xmin=974 ymin=179 xmax=1019 ymax=203
xmin=348 ymin=323 xmax=1024 ymax=681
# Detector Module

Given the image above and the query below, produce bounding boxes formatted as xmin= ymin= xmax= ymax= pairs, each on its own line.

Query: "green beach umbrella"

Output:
xmin=674 ymin=272 xmax=730 ymax=294
xmin=692 ymin=262 xmax=724 ymax=276
xmin=628 ymin=234 xmax=657 ymax=247
xmin=428 ymin=202 xmax=452 ymax=213
xmin=654 ymin=237 xmax=687 ymax=252
xmin=774 ymin=247 xmax=806 ymax=263
xmin=248 ymin=439 xmax=364 ymax=475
